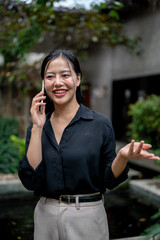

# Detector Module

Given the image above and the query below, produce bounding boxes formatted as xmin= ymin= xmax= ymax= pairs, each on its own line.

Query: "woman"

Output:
xmin=19 ymin=49 xmax=160 ymax=240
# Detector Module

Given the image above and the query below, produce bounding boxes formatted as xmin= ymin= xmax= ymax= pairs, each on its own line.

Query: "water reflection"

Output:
xmin=105 ymin=188 xmax=157 ymax=238
xmin=0 ymin=193 xmax=37 ymax=240
xmin=0 ymin=187 xmax=157 ymax=240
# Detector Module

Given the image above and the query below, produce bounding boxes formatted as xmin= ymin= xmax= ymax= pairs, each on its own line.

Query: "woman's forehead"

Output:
xmin=46 ymin=56 xmax=73 ymax=71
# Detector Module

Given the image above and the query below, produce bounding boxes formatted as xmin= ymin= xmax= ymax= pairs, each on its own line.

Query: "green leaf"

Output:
xmin=108 ymin=10 xmax=120 ymax=20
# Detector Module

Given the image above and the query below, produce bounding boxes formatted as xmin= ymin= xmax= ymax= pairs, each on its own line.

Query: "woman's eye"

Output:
xmin=62 ymin=74 xmax=70 ymax=78
xmin=46 ymin=75 xmax=54 ymax=80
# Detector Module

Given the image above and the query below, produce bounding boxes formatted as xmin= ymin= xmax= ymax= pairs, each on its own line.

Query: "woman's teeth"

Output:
xmin=54 ymin=90 xmax=67 ymax=93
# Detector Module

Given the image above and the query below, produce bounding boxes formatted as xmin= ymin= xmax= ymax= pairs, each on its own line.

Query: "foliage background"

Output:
xmin=0 ymin=116 xmax=24 ymax=173
xmin=0 ymin=0 xmax=141 ymax=92
xmin=127 ymin=94 xmax=160 ymax=161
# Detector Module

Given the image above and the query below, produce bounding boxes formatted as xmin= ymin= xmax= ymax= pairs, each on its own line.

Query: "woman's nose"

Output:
xmin=54 ymin=75 xmax=62 ymax=85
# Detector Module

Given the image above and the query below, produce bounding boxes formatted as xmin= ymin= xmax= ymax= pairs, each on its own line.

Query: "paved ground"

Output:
xmin=129 ymin=179 xmax=160 ymax=208
xmin=0 ymin=173 xmax=29 ymax=195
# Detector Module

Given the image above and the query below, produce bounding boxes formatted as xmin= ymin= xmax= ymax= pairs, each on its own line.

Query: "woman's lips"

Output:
xmin=53 ymin=89 xmax=68 ymax=97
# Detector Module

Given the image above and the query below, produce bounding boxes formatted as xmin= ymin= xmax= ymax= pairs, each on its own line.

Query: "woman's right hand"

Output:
xmin=30 ymin=91 xmax=46 ymax=128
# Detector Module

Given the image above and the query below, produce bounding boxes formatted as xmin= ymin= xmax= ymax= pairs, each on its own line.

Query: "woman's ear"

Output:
xmin=76 ymin=74 xmax=81 ymax=87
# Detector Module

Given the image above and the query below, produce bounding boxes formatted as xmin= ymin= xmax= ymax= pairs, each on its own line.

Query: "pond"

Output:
xmin=105 ymin=187 xmax=157 ymax=239
xmin=0 ymin=187 xmax=158 ymax=240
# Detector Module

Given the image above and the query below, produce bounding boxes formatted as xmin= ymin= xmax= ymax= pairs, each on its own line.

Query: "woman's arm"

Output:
xmin=18 ymin=91 xmax=46 ymax=191
xmin=111 ymin=140 xmax=160 ymax=178
xmin=26 ymin=91 xmax=46 ymax=169
xmin=27 ymin=126 xmax=43 ymax=169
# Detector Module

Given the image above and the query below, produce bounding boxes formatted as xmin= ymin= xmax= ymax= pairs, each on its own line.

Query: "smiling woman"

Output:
xmin=18 ymin=49 xmax=160 ymax=240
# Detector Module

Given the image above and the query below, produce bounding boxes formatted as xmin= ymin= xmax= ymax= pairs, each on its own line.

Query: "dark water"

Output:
xmin=0 ymin=188 xmax=157 ymax=240
xmin=105 ymin=188 xmax=157 ymax=239
xmin=0 ymin=193 xmax=37 ymax=240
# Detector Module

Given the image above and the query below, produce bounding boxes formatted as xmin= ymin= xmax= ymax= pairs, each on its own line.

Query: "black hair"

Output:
xmin=41 ymin=49 xmax=85 ymax=113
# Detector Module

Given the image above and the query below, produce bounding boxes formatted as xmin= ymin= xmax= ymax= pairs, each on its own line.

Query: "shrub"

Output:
xmin=0 ymin=116 xmax=19 ymax=142
xmin=0 ymin=139 xmax=21 ymax=173
xmin=10 ymin=135 xmax=25 ymax=159
xmin=127 ymin=94 xmax=160 ymax=150
xmin=0 ymin=116 xmax=24 ymax=173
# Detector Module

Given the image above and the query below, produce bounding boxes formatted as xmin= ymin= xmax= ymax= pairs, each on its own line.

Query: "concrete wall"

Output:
xmin=84 ymin=10 xmax=160 ymax=120
xmin=112 ymin=11 xmax=160 ymax=80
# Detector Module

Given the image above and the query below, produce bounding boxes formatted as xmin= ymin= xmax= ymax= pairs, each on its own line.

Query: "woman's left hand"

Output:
xmin=119 ymin=140 xmax=160 ymax=161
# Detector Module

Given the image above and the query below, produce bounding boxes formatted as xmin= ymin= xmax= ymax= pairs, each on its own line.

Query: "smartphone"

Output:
xmin=41 ymin=80 xmax=44 ymax=103
xmin=40 ymin=80 xmax=44 ymax=112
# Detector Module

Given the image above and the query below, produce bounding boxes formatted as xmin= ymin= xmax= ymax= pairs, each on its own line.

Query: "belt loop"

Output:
xmin=102 ymin=194 xmax=105 ymax=204
xmin=75 ymin=196 xmax=80 ymax=210
xmin=41 ymin=197 xmax=47 ymax=204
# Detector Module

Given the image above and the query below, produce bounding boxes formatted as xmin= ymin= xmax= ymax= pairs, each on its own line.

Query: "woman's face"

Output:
xmin=44 ymin=56 xmax=80 ymax=107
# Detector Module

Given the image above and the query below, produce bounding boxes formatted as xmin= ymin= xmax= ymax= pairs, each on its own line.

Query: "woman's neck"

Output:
xmin=53 ymin=101 xmax=80 ymax=121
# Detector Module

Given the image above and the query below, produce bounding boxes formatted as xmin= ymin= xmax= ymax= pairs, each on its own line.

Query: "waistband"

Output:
xmin=40 ymin=197 xmax=103 ymax=208
xmin=57 ymin=192 xmax=102 ymax=204
xmin=40 ymin=192 xmax=103 ymax=207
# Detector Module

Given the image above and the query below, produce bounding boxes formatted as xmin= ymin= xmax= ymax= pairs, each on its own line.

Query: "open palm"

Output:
xmin=120 ymin=140 xmax=160 ymax=161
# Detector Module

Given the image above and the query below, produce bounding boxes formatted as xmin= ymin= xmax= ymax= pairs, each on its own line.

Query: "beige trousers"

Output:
xmin=34 ymin=197 xmax=109 ymax=240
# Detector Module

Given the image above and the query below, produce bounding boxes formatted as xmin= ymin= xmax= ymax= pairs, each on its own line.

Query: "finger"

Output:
xmin=142 ymin=143 xmax=152 ymax=150
xmin=31 ymin=102 xmax=46 ymax=113
xmin=32 ymin=96 xmax=46 ymax=104
xmin=128 ymin=140 xmax=135 ymax=154
xmin=33 ymin=94 xmax=46 ymax=100
xmin=140 ymin=151 xmax=160 ymax=160
xmin=34 ymin=102 xmax=46 ymax=108
xmin=32 ymin=91 xmax=45 ymax=100
xmin=148 ymin=156 xmax=160 ymax=161
xmin=36 ymin=91 xmax=45 ymax=97
xmin=135 ymin=140 xmax=144 ymax=155
xmin=40 ymin=103 xmax=46 ymax=114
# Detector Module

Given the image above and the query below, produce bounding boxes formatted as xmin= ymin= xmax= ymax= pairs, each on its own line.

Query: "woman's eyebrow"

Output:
xmin=45 ymin=70 xmax=71 ymax=75
xmin=60 ymin=70 xmax=72 ymax=74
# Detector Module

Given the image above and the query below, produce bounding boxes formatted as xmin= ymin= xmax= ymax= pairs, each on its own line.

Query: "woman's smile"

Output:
xmin=53 ymin=88 xmax=68 ymax=97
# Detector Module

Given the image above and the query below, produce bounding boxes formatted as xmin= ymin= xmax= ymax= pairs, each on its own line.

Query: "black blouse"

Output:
xmin=18 ymin=104 xmax=129 ymax=198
